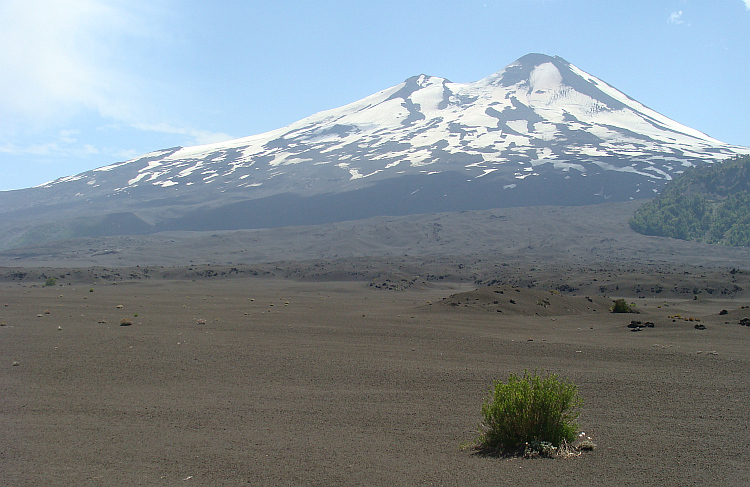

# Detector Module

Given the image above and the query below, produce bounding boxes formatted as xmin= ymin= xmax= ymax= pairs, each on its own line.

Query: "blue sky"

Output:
xmin=1 ymin=0 xmax=749 ymax=191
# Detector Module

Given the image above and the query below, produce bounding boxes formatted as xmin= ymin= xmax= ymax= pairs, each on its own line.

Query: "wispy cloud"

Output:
xmin=0 ymin=0 xmax=228 ymax=148
xmin=131 ymin=123 xmax=235 ymax=146
xmin=0 ymin=0 xmax=152 ymax=126
xmin=668 ymin=10 xmax=689 ymax=25
xmin=744 ymin=0 xmax=750 ymax=10
xmin=0 ymin=130 xmax=100 ymax=157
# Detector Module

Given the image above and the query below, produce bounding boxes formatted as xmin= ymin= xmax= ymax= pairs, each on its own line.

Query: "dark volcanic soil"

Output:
xmin=3 ymin=277 xmax=750 ymax=486
xmin=3 ymin=201 xmax=750 ymax=486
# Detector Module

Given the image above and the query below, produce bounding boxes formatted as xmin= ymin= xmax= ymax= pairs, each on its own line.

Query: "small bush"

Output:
xmin=478 ymin=370 xmax=581 ymax=454
xmin=44 ymin=277 xmax=57 ymax=287
xmin=611 ymin=298 xmax=635 ymax=313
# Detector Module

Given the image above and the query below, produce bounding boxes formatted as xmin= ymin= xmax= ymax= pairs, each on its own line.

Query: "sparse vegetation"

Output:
xmin=476 ymin=370 xmax=581 ymax=455
xmin=611 ymin=298 xmax=636 ymax=313
xmin=44 ymin=277 xmax=57 ymax=287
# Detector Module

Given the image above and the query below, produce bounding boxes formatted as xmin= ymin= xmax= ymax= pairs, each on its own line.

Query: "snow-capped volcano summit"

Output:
xmin=61 ymin=53 xmax=737 ymax=196
xmin=2 ymin=54 xmax=748 ymax=246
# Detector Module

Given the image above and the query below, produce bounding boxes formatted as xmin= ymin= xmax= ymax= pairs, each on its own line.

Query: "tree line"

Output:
xmin=629 ymin=155 xmax=750 ymax=246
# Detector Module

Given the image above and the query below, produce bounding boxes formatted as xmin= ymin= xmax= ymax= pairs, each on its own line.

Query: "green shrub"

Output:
xmin=44 ymin=277 xmax=57 ymax=287
xmin=611 ymin=298 xmax=635 ymax=313
xmin=478 ymin=370 xmax=581 ymax=454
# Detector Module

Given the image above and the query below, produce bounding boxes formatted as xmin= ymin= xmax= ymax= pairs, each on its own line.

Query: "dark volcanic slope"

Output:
xmin=2 ymin=201 xmax=750 ymax=301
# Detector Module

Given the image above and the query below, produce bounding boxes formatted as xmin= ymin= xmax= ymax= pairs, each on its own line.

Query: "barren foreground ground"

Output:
xmin=3 ymin=273 xmax=750 ymax=486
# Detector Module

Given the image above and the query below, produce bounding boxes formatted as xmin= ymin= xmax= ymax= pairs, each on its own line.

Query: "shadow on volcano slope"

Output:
xmin=155 ymin=170 xmax=649 ymax=232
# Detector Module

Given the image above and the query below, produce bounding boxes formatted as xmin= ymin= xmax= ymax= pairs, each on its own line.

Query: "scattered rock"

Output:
xmin=116 ymin=305 xmax=124 ymax=309
xmin=119 ymin=319 xmax=132 ymax=326
xmin=740 ymin=318 xmax=750 ymax=327
xmin=12 ymin=361 xmax=20 ymax=366
xmin=195 ymin=318 xmax=207 ymax=325
xmin=719 ymin=309 xmax=728 ymax=315
xmin=577 ymin=440 xmax=596 ymax=451
xmin=694 ymin=324 xmax=707 ymax=330
xmin=627 ymin=320 xmax=654 ymax=329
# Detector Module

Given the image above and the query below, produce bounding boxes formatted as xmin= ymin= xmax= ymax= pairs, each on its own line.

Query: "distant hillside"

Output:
xmin=630 ymin=155 xmax=750 ymax=246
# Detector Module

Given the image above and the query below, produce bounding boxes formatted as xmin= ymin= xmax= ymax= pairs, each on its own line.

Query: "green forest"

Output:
xmin=629 ymin=155 xmax=750 ymax=246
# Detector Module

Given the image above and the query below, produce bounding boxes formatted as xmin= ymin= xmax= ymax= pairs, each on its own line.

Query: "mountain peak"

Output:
xmin=515 ymin=52 xmax=565 ymax=67
xmin=479 ymin=53 xmax=560 ymax=86
xmin=387 ymin=74 xmax=446 ymax=102
xmin=1 ymin=53 xmax=748 ymax=247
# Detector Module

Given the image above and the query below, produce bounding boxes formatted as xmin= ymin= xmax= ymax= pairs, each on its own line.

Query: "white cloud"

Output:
xmin=0 ymin=0 xmax=225 ymax=148
xmin=0 ymin=0 xmax=153 ymax=126
xmin=744 ymin=0 xmax=750 ymax=10
xmin=668 ymin=10 xmax=685 ymax=24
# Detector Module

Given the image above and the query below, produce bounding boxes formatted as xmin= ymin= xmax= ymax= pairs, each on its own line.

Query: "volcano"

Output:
xmin=1 ymin=53 xmax=747 ymax=249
